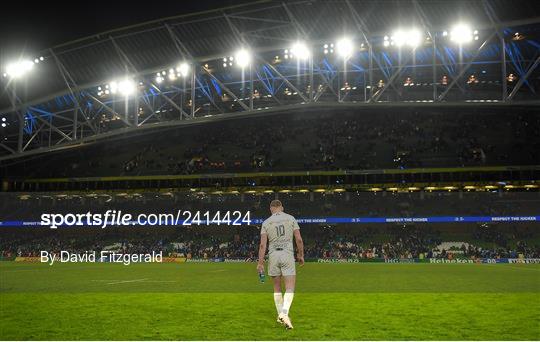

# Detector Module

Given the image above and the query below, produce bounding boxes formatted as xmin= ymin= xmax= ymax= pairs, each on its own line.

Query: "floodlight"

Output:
xmin=235 ymin=49 xmax=251 ymax=68
xmin=336 ymin=38 xmax=354 ymax=58
xmin=1 ymin=123 xmax=6 ymax=128
xmin=5 ymin=60 xmax=34 ymax=78
xmin=118 ymin=80 xmax=135 ymax=95
xmin=110 ymin=79 xmax=135 ymax=96
xmin=450 ymin=24 xmax=473 ymax=43
xmin=1 ymin=118 xmax=6 ymax=122
xmin=291 ymin=42 xmax=310 ymax=60
xmin=177 ymin=62 xmax=189 ymax=77
xmin=391 ymin=29 xmax=422 ymax=48
xmin=109 ymin=81 xmax=118 ymax=94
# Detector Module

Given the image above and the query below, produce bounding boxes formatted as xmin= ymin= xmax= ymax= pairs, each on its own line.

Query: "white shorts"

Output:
xmin=268 ymin=251 xmax=296 ymax=277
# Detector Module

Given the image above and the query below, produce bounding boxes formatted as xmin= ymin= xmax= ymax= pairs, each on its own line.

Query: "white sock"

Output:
xmin=282 ymin=291 xmax=294 ymax=315
xmin=273 ymin=293 xmax=283 ymax=315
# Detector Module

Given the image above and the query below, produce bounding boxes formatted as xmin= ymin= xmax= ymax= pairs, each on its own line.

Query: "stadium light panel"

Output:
xmin=110 ymin=79 xmax=136 ymax=96
xmin=291 ymin=42 xmax=310 ymax=60
xmin=450 ymin=24 xmax=473 ymax=43
xmin=391 ymin=29 xmax=422 ymax=48
xmin=5 ymin=60 xmax=34 ymax=78
xmin=177 ymin=63 xmax=190 ymax=77
xmin=234 ymin=49 xmax=251 ymax=68
xmin=336 ymin=38 xmax=354 ymax=58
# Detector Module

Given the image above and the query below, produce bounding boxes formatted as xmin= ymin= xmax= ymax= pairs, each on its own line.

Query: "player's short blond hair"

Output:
xmin=270 ymin=200 xmax=283 ymax=207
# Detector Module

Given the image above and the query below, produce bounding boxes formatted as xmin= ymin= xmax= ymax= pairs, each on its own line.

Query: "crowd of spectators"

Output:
xmin=2 ymin=108 xmax=538 ymax=178
xmin=2 ymin=222 xmax=539 ymax=260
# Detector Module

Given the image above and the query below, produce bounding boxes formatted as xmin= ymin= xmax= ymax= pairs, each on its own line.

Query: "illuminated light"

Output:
xmin=391 ymin=29 xmax=422 ymax=47
xmin=97 ymin=86 xmax=102 ymax=91
xmin=109 ymin=81 xmax=118 ymax=94
xmin=297 ymin=189 xmax=309 ymax=193
xmin=245 ymin=190 xmax=257 ymax=194
xmin=313 ymin=188 xmax=326 ymax=192
xmin=450 ymin=23 xmax=473 ymax=43
xmin=105 ymin=90 xmax=110 ymax=95
xmin=291 ymin=41 xmax=310 ymax=60
xmin=110 ymin=79 xmax=136 ymax=96
xmin=279 ymin=189 xmax=291 ymax=193
xmin=168 ymin=73 xmax=176 ymax=81
xmin=1 ymin=118 xmax=6 ymax=122
xmin=169 ymin=68 xmax=175 ymax=74
xmin=464 ymin=185 xmax=477 ymax=190
xmin=524 ymin=184 xmax=538 ymax=189
xmin=263 ymin=190 xmax=274 ymax=193
xmin=324 ymin=44 xmax=328 ymax=48
xmin=334 ymin=188 xmax=346 ymax=192
xmin=5 ymin=60 xmax=34 ymax=78
xmin=234 ymin=49 xmax=251 ymax=68
xmin=504 ymin=185 xmax=515 ymax=189
xmin=407 ymin=187 xmax=420 ymax=191
xmin=425 ymin=186 xmax=438 ymax=191
xmin=34 ymin=58 xmax=39 ymax=63
xmin=442 ymin=31 xmax=448 ymax=36
xmin=223 ymin=57 xmax=227 ymax=62
xmin=223 ymin=63 xmax=228 ymax=67
xmin=161 ymin=71 xmax=166 ymax=75
xmin=370 ymin=187 xmax=383 ymax=192
xmin=336 ymin=37 xmax=354 ymax=58
xmin=177 ymin=62 xmax=189 ymax=77
xmin=39 ymin=56 xmax=44 ymax=61
xmin=1 ymin=123 xmax=6 ymax=128
xmin=383 ymin=40 xmax=390 ymax=47
xmin=387 ymin=187 xmax=399 ymax=191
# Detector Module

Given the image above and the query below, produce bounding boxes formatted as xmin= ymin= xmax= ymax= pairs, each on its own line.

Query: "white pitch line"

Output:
xmin=106 ymin=278 xmax=149 ymax=285
xmin=141 ymin=280 xmax=178 ymax=283
xmin=91 ymin=279 xmax=178 ymax=284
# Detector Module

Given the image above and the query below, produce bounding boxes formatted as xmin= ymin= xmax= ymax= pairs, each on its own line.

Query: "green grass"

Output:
xmin=1 ymin=262 xmax=539 ymax=340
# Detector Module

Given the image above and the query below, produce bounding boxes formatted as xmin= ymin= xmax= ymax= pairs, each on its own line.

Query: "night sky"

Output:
xmin=0 ymin=0 xmax=249 ymax=61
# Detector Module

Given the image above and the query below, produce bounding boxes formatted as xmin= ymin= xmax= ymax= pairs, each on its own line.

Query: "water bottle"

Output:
xmin=258 ymin=270 xmax=265 ymax=283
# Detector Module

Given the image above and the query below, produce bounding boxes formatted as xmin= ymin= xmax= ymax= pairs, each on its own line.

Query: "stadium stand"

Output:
xmin=2 ymin=191 xmax=538 ymax=259
xmin=1 ymin=106 xmax=538 ymax=178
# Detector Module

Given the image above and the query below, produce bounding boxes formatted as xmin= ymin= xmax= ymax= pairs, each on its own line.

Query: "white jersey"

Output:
xmin=261 ymin=212 xmax=300 ymax=255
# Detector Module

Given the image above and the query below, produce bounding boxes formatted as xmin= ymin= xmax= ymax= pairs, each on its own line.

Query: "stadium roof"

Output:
xmin=1 ymin=0 xmax=540 ymax=110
